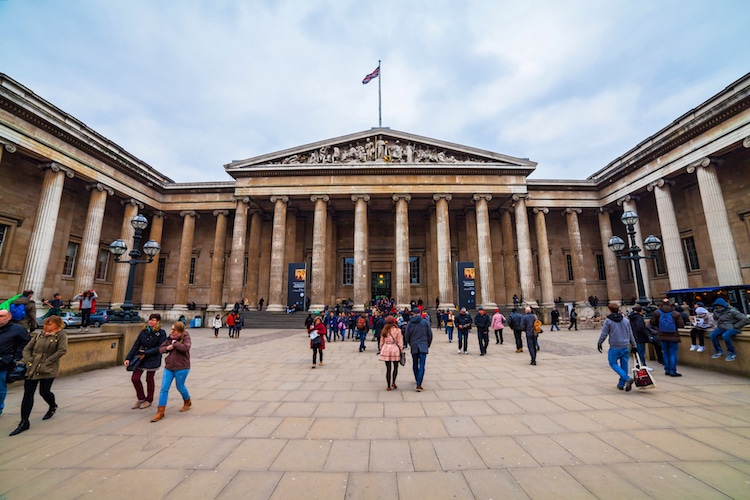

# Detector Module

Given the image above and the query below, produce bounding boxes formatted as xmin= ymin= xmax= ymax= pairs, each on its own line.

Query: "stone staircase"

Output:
xmin=238 ymin=310 xmax=308 ymax=329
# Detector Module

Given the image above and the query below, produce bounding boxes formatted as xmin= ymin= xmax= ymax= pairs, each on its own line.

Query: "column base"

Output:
xmin=140 ymin=304 xmax=155 ymax=311
xmin=265 ymin=304 xmax=285 ymax=312
xmin=207 ymin=305 xmax=224 ymax=313
xmin=439 ymin=302 xmax=456 ymax=311
xmin=479 ymin=302 xmax=498 ymax=311
xmin=172 ymin=304 xmax=188 ymax=311
xmin=397 ymin=303 xmax=411 ymax=311
xmin=308 ymin=304 xmax=326 ymax=313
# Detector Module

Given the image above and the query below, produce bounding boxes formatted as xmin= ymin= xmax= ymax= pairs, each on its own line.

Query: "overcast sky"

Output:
xmin=2 ymin=0 xmax=749 ymax=183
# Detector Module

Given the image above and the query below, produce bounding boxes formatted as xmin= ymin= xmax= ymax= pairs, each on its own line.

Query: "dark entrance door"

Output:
xmin=371 ymin=272 xmax=391 ymax=300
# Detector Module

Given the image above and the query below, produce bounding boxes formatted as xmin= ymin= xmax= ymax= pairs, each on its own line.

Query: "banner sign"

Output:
xmin=457 ymin=261 xmax=476 ymax=310
xmin=287 ymin=263 xmax=307 ymax=310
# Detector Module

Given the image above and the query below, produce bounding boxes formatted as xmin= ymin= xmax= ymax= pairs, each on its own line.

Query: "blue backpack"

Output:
xmin=10 ymin=302 xmax=26 ymax=321
xmin=659 ymin=311 xmax=677 ymax=333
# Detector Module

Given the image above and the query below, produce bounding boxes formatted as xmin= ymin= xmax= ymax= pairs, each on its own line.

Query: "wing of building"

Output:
xmin=1 ymin=72 xmax=748 ymax=315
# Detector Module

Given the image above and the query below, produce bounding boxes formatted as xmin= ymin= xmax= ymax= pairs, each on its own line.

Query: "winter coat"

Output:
xmin=0 ymin=321 xmax=30 ymax=369
xmin=712 ymin=298 xmax=750 ymax=331
xmin=474 ymin=312 xmax=491 ymax=333
xmin=404 ymin=315 xmax=432 ymax=354
xmin=309 ymin=322 xmax=326 ymax=350
xmin=23 ymin=329 xmax=68 ymax=380
xmin=598 ymin=313 xmax=636 ymax=349
xmin=627 ymin=311 xmax=650 ymax=344
xmin=126 ymin=327 xmax=167 ymax=370
xmin=649 ymin=304 xmax=685 ymax=342
xmin=379 ymin=324 xmax=403 ymax=362
xmin=12 ymin=295 xmax=37 ymax=332
xmin=455 ymin=312 xmax=473 ymax=331
xmin=691 ymin=308 xmax=715 ymax=331
xmin=212 ymin=317 xmax=223 ymax=329
xmin=159 ymin=332 xmax=191 ymax=370
xmin=491 ymin=313 xmax=506 ymax=330
xmin=521 ymin=312 xmax=537 ymax=335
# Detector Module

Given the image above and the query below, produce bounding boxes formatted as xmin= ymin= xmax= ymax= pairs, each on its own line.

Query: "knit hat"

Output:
xmin=713 ymin=298 xmax=728 ymax=308
xmin=695 ymin=307 xmax=708 ymax=315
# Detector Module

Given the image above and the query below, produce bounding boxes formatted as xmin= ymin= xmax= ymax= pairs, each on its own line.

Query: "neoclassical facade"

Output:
xmin=1 ymin=72 xmax=749 ymax=315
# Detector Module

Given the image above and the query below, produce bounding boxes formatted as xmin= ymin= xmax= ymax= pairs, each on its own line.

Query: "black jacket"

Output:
xmin=0 ymin=321 xmax=30 ymax=369
xmin=455 ymin=312 xmax=473 ymax=331
xmin=126 ymin=327 xmax=167 ymax=369
xmin=628 ymin=311 xmax=650 ymax=344
xmin=474 ymin=312 xmax=491 ymax=333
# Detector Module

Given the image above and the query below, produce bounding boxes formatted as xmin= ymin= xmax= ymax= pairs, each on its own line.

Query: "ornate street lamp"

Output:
xmin=109 ymin=214 xmax=161 ymax=322
xmin=607 ymin=211 xmax=662 ymax=308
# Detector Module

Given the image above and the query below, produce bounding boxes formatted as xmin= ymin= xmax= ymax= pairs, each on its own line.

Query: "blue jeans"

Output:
xmin=661 ymin=341 xmax=679 ymax=375
xmin=158 ymin=368 xmax=190 ymax=406
xmin=710 ymin=328 xmax=740 ymax=354
xmin=445 ymin=326 xmax=454 ymax=341
xmin=359 ymin=331 xmax=367 ymax=351
xmin=550 ymin=323 xmax=560 ymax=331
xmin=0 ymin=369 xmax=6 ymax=413
xmin=457 ymin=329 xmax=469 ymax=351
xmin=525 ymin=332 xmax=537 ymax=362
xmin=412 ymin=352 xmax=427 ymax=387
xmin=636 ymin=342 xmax=648 ymax=366
xmin=608 ymin=347 xmax=630 ymax=387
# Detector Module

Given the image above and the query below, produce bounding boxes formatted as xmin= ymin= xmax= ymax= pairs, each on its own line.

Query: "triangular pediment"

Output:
xmin=225 ymin=129 xmax=536 ymax=171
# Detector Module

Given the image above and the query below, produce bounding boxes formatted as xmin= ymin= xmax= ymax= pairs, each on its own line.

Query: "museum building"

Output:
xmin=0 ymin=72 xmax=748 ymax=316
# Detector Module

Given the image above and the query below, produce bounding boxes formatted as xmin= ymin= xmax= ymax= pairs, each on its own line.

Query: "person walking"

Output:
xmin=550 ymin=308 xmax=560 ymax=331
xmin=379 ymin=316 xmax=403 ymax=390
xmin=455 ymin=307 xmax=472 ymax=354
xmin=628 ymin=305 xmax=652 ymax=368
xmin=444 ymin=310 xmax=455 ymax=343
xmin=356 ymin=315 xmax=369 ymax=352
xmin=72 ymin=289 xmax=97 ymax=332
xmin=508 ymin=308 xmax=524 ymax=353
xmin=308 ymin=316 xmax=326 ymax=368
xmin=491 ymin=308 xmax=506 ymax=345
xmin=474 ymin=307 xmax=491 ymax=355
xmin=650 ymin=299 xmax=685 ymax=377
xmin=709 ymin=298 xmax=749 ymax=361
xmin=568 ymin=307 xmax=578 ymax=331
xmin=597 ymin=302 xmax=638 ymax=391
xmin=226 ymin=311 xmax=236 ymax=338
xmin=124 ymin=313 xmax=167 ymax=410
xmin=151 ymin=321 xmax=192 ymax=422
xmin=521 ymin=307 xmax=538 ymax=365
xmin=232 ymin=311 xmax=243 ymax=338
xmin=9 ymin=315 xmax=68 ymax=436
xmin=0 ymin=308 xmax=30 ymax=416
xmin=212 ymin=314 xmax=222 ymax=338
xmin=404 ymin=309 xmax=432 ymax=392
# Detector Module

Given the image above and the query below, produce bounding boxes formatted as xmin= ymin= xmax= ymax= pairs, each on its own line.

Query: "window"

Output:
xmin=189 ymin=257 xmax=196 ymax=285
xmin=565 ymin=254 xmax=574 ymax=281
xmin=0 ymin=223 xmax=8 ymax=258
xmin=596 ymin=254 xmax=606 ymax=281
xmin=682 ymin=236 xmax=700 ymax=271
xmin=342 ymin=257 xmax=354 ymax=285
xmin=156 ymin=257 xmax=166 ymax=284
xmin=409 ymin=256 xmax=420 ymax=284
xmin=653 ymin=248 xmax=666 ymax=276
xmin=95 ymin=248 xmax=110 ymax=281
xmin=62 ymin=242 xmax=79 ymax=277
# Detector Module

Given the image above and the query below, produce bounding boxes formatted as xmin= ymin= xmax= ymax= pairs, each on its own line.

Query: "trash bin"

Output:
xmin=194 ymin=315 xmax=202 ymax=328
xmin=189 ymin=318 xmax=196 ymax=328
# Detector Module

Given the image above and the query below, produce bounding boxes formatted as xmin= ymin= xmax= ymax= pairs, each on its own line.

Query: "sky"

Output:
xmin=2 ymin=0 xmax=750 ymax=183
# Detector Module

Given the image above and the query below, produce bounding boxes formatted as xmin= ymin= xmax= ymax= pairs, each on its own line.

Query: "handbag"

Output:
xmin=126 ymin=355 xmax=144 ymax=372
xmin=631 ymin=354 xmax=655 ymax=390
xmin=399 ymin=348 xmax=406 ymax=366
xmin=6 ymin=361 xmax=27 ymax=383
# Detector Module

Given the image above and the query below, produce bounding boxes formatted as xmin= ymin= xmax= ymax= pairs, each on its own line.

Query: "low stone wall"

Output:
xmin=675 ymin=327 xmax=750 ymax=377
xmin=58 ymin=323 xmax=144 ymax=376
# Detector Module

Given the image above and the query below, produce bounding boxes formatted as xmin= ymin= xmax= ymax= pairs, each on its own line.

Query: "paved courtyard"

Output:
xmin=1 ymin=326 xmax=749 ymax=499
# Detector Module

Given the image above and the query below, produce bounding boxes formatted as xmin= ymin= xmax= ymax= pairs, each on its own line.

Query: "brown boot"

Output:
xmin=151 ymin=406 xmax=166 ymax=422
xmin=180 ymin=399 xmax=192 ymax=412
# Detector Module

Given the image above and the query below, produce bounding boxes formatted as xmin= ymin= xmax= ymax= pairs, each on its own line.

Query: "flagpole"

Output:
xmin=378 ymin=59 xmax=382 ymax=128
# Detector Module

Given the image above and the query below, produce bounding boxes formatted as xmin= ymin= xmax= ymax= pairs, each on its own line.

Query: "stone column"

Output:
xmin=244 ymin=209 xmax=263 ymax=305
xmin=473 ymin=194 xmax=497 ymax=309
xmin=309 ymin=195 xmax=329 ymax=311
xmin=139 ymin=212 xmax=164 ymax=311
xmin=500 ymin=209 xmax=518 ymax=305
xmin=648 ymin=179 xmax=689 ymax=290
xmin=393 ymin=194 xmax=411 ymax=309
xmin=433 ymin=194 xmax=455 ymax=310
xmin=266 ymin=195 xmax=288 ymax=311
xmin=352 ymin=195 xmax=370 ymax=312
xmin=111 ymin=199 xmax=143 ymax=308
xmin=533 ymin=208 xmax=554 ymax=308
xmin=227 ymin=197 xmax=249 ymax=309
xmin=20 ymin=163 xmax=73 ymax=301
xmin=687 ymin=158 xmax=743 ymax=285
xmin=564 ymin=208 xmax=588 ymax=306
xmin=207 ymin=210 xmax=229 ymax=311
xmin=73 ymin=183 xmax=113 ymax=293
xmin=597 ymin=209 xmax=622 ymax=305
xmin=174 ymin=211 xmax=198 ymax=310
xmin=0 ymin=141 xmax=17 ymax=165
xmin=513 ymin=195 xmax=537 ymax=307
xmin=618 ymin=196 xmax=651 ymax=299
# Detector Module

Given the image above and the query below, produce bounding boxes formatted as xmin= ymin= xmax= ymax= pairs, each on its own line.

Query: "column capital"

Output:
xmin=563 ymin=208 xmax=582 ymax=215
xmin=231 ymin=196 xmax=251 ymax=205
xmin=392 ymin=194 xmax=411 ymax=203
xmin=598 ymin=207 xmax=614 ymax=215
xmin=686 ymin=157 xmax=711 ymax=173
xmin=85 ymin=182 xmax=114 ymax=196
xmin=616 ymin=194 xmax=640 ymax=206
xmin=743 ymin=136 xmax=750 ymax=149
xmin=38 ymin=161 xmax=74 ymax=178
xmin=249 ymin=208 xmax=264 ymax=217
xmin=213 ymin=209 xmax=230 ymax=217
xmin=351 ymin=194 xmax=371 ymax=203
xmin=511 ymin=193 xmax=529 ymax=204
xmin=433 ymin=193 xmax=452 ymax=202
xmin=532 ymin=207 xmax=549 ymax=214
xmin=270 ymin=195 xmax=289 ymax=203
xmin=310 ymin=194 xmax=330 ymax=203
xmin=472 ymin=193 xmax=492 ymax=202
xmin=179 ymin=210 xmax=199 ymax=219
xmin=121 ymin=198 xmax=144 ymax=209
xmin=152 ymin=210 xmax=166 ymax=219
xmin=1 ymin=141 xmax=17 ymax=153
xmin=646 ymin=178 xmax=675 ymax=192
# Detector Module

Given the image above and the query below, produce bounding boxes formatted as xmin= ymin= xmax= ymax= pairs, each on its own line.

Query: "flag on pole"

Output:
xmin=362 ymin=66 xmax=380 ymax=85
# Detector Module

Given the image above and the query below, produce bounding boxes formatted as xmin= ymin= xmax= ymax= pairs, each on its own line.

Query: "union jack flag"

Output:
xmin=362 ymin=66 xmax=380 ymax=85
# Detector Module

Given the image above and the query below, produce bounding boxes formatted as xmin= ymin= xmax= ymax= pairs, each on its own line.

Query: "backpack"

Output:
xmin=533 ymin=319 xmax=543 ymax=334
xmin=509 ymin=313 xmax=521 ymax=330
xmin=356 ymin=317 xmax=367 ymax=330
xmin=658 ymin=311 xmax=677 ymax=333
xmin=10 ymin=302 xmax=26 ymax=321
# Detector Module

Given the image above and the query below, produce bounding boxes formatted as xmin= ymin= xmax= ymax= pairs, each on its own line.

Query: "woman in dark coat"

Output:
xmin=124 ymin=313 xmax=167 ymax=409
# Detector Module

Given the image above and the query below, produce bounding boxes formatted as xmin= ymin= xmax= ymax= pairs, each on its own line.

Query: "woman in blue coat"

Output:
xmin=124 ymin=313 xmax=167 ymax=409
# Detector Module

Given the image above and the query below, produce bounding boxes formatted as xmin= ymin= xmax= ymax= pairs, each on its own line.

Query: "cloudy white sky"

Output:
xmin=2 ymin=0 xmax=749 ymax=183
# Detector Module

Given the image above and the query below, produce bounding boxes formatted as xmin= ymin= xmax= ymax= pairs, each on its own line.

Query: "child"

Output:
xmin=690 ymin=306 xmax=714 ymax=352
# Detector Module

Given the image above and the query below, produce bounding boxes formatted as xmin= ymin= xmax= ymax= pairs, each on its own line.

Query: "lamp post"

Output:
xmin=109 ymin=214 xmax=161 ymax=322
xmin=607 ymin=210 xmax=662 ymax=308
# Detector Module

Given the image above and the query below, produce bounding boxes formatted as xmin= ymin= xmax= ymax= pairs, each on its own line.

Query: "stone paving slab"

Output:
xmin=1 ymin=326 xmax=749 ymax=499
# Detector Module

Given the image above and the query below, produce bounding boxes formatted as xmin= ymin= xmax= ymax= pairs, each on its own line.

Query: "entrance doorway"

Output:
xmin=371 ymin=272 xmax=391 ymax=300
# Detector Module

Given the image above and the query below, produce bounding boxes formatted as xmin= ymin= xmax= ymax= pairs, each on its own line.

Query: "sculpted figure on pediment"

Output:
xmin=390 ymin=141 xmax=403 ymax=162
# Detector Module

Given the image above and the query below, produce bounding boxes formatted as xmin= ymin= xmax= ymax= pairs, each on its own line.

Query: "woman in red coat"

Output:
xmin=308 ymin=316 xmax=327 ymax=368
